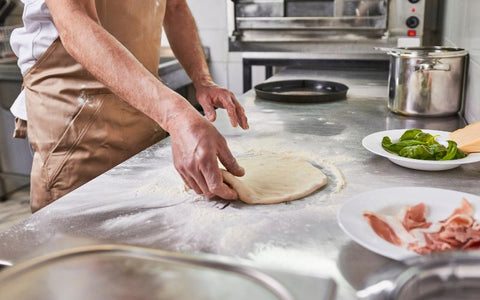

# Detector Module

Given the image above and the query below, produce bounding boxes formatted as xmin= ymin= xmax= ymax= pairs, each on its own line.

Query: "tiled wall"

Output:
xmin=186 ymin=0 xmax=231 ymax=90
xmin=186 ymin=0 xmax=262 ymax=95
xmin=442 ymin=0 xmax=480 ymax=123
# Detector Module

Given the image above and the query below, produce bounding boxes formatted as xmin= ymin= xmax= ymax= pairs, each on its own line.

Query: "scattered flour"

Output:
xmin=85 ymin=134 xmax=353 ymax=256
xmin=246 ymin=242 xmax=340 ymax=279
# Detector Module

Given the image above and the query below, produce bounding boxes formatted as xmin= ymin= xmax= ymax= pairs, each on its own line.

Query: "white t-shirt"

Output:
xmin=10 ymin=0 xmax=58 ymax=120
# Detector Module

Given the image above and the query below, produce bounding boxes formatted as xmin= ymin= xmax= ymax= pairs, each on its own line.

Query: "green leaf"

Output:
xmin=439 ymin=140 xmax=466 ymax=161
xmin=399 ymin=129 xmax=423 ymax=141
xmin=429 ymin=143 xmax=447 ymax=160
xmin=455 ymin=148 xmax=467 ymax=159
xmin=440 ymin=141 xmax=458 ymax=160
xmin=382 ymin=137 xmax=427 ymax=153
xmin=381 ymin=129 xmax=468 ymax=161
xmin=399 ymin=145 xmax=435 ymax=160
xmin=414 ymin=132 xmax=438 ymax=145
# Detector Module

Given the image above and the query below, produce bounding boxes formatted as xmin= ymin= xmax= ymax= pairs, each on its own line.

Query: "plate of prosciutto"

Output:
xmin=337 ymin=187 xmax=480 ymax=261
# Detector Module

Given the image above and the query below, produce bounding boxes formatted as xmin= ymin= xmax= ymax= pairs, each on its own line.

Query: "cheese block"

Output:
xmin=449 ymin=121 xmax=480 ymax=153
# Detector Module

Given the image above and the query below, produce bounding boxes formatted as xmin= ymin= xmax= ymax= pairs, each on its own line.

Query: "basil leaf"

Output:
xmin=382 ymin=136 xmax=426 ymax=153
xmin=381 ymin=129 xmax=468 ymax=161
xmin=400 ymin=129 xmax=423 ymax=141
xmin=414 ymin=132 xmax=438 ymax=145
xmin=440 ymin=140 xmax=466 ymax=161
xmin=455 ymin=148 xmax=467 ymax=159
xmin=429 ymin=143 xmax=448 ymax=160
xmin=399 ymin=145 xmax=435 ymax=160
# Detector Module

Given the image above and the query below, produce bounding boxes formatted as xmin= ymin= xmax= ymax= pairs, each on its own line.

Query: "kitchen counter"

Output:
xmin=1 ymin=68 xmax=479 ymax=299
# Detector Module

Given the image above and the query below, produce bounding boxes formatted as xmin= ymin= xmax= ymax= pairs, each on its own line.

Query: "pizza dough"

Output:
xmin=221 ymin=154 xmax=327 ymax=204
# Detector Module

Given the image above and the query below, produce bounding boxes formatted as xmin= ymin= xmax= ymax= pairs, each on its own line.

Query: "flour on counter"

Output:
xmin=55 ymin=134 xmax=352 ymax=257
xmin=247 ymin=242 xmax=338 ymax=278
xmin=102 ymin=135 xmax=347 ymax=253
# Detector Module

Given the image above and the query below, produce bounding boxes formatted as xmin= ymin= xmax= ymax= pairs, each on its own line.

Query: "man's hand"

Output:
xmin=168 ymin=113 xmax=245 ymax=199
xmin=195 ymin=81 xmax=249 ymax=130
xmin=163 ymin=0 xmax=248 ymax=131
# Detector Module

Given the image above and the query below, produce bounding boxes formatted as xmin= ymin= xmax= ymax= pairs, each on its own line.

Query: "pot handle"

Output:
xmin=373 ymin=47 xmax=401 ymax=56
xmin=415 ymin=62 xmax=450 ymax=71
xmin=356 ymin=280 xmax=395 ymax=300
xmin=0 ymin=259 xmax=12 ymax=270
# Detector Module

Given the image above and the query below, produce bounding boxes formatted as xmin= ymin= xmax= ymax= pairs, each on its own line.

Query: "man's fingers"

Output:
xmin=191 ymin=169 xmax=215 ymax=198
xmin=199 ymin=89 xmax=249 ymax=130
xmin=215 ymin=182 xmax=239 ymax=200
xmin=201 ymin=164 xmax=238 ymax=200
xmin=239 ymin=110 xmax=248 ymax=129
xmin=180 ymin=173 xmax=202 ymax=195
xmin=223 ymin=97 xmax=239 ymax=128
xmin=201 ymin=103 xmax=217 ymax=122
xmin=231 ymin=96 xmax=249 ymax=129
xmin=217 ymin=144 xmax=245 ymax=177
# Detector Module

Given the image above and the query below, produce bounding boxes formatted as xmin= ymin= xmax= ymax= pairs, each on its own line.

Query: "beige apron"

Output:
xmin=17 ymin=0 xmax=167 ymax=212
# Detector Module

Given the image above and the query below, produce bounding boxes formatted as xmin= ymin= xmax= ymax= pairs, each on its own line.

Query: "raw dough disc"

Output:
xmin=222 ymin=154 xmax=327 ymax=204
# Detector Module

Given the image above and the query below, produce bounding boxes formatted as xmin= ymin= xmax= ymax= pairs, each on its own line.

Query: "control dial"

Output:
xmin=406 ymin=16 xmax=420 ymax=28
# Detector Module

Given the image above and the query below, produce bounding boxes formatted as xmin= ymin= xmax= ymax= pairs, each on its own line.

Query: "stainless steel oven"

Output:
xmin=229 ymin=0 xmax=440 ymax=52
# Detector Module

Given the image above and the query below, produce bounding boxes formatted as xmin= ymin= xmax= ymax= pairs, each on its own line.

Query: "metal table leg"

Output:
xmin=265 ymin=65 xmax=273 ymax=79
xmin=243 ymin=59 xmax=252 ymax=92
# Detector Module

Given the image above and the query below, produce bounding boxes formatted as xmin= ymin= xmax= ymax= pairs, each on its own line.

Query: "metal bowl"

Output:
xmin=0 ymin=244 xmax=296 ymax=300
xmin=358 ymin=251 xmax=480 ymax=300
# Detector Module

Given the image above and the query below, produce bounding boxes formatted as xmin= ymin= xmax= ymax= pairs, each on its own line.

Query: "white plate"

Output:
xmin=362 ymin=129 xmax=480 ymax=171
xmin=337 ymin=187 xmax=480 ymax=261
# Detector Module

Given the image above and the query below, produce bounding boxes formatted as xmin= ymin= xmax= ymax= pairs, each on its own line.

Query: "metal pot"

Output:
xmin=383 ymin=47 xmax=469 ymax=117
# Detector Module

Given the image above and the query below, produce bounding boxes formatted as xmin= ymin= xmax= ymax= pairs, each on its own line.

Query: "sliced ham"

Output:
xmin=363 ymin=212 xmax=402 ymax=246
xmin=363 ymin=212 xmax=405 ymax=246
xmin=401 ymin=203 xmax=431 ymax=231
xmin=441 ymin=198 xmax=474 ymax=221
xmin=364 ymin=198 xmax=480 ymax=255
xmin=462 ymin=236 xmax=480 ymax=249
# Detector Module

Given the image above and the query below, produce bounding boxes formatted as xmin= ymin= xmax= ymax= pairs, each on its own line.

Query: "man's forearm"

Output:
xmin=163 ymin=0 xmax=213 ymax=88
xmin=46 ymin=0 xmax=196 ymax=132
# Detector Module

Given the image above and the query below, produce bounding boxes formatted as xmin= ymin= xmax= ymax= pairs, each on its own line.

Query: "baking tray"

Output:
xmin=254 ymin=80 xmax=348 ymax=103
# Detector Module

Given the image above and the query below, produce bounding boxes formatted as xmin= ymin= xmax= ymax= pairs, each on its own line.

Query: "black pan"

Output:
xmin=254 ymin=80 xmax=348 ymax=103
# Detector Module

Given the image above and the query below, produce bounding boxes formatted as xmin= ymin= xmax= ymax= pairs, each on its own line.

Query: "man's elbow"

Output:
xmin=165 ymin=0 xmax=189 ymax=18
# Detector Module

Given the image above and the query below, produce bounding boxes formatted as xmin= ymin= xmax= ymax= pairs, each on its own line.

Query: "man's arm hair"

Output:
xmin=45 ymin=0 xmax=195 ymax=131
xmin=163 ymin=0 xmax=213 ymax=89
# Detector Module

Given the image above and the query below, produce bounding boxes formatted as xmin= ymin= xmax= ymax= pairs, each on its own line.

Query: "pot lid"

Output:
xmin=0 ymin=244 xmax=295 ymax=300
xmin=376 ymin=46 xmax=469 ymax=58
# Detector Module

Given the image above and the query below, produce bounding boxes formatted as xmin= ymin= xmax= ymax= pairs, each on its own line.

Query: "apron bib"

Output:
xmin=22 ymin=0 xmax=167 ymax=212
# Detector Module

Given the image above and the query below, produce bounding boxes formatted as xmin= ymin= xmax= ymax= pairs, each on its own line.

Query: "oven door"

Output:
xmin=233 ymin=0 xmax=388 ymax=41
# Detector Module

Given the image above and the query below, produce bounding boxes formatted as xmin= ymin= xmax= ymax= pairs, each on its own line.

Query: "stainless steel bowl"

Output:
xmin=0 ymin=244 xmax=337 ymax=300
xmin=384 ymin=47 xmax=469 ymax=117
xmin=358 ymin=252 xmax=480 ymax=300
